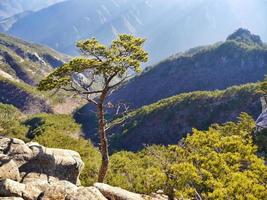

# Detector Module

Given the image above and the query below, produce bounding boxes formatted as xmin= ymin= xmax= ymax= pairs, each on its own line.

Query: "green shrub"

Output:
xmin=108 ymin=113 xmax=267 ymax=199
xmin=0 ymin=103 xmax=28 ymax=140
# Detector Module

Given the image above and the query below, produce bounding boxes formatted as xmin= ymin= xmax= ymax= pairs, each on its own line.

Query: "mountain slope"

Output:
xmin=0 ymin=77 xmax=52 ymax=114
xmin=7 ymin=0 xmax=267 ymax=64
xmin=107 ymin=83 xmax=261 ymax=151
xmin=106 ymin=29 xmax=267 ymax=112
xmin=0 ymin=33 xmax=68 ymax=85
xmin=0 ymin=33 xmax=69 ymax=114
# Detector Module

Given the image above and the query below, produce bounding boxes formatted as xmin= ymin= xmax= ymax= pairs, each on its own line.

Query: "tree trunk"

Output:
xmin=97 ymin=102 xmax=109 ymax=182
xmin=166 ymin=187 xmax=175 ymax=200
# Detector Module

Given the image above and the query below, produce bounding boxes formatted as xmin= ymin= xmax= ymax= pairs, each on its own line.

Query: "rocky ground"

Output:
xmin=0 ymin=136 xmax=168 ymax=200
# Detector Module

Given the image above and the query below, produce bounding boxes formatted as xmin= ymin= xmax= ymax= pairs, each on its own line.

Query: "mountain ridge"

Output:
xmin=107 ymin=83 xmax=261 ymax=151
xmin=105 ymin=29 xmax=267 ymax=112
xmin=6 ymin=0 xmax=267 ymax=64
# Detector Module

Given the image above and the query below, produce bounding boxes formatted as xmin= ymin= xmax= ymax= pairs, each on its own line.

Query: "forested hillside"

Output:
xmin=107 ymin=83 xmax=261 ymax=151
xmin=106 ymin=29 xmax=267 ymax=111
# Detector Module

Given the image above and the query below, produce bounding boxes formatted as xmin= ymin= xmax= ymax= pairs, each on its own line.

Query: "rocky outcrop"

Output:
xmin=0 ymin=136 xmax=167 ymax=200
xmin=256 ymin=97 xmax=267 ymax=132
xmin=227 ymin=28 xmax=263 ymax=46
xmin=0 ymin=137 xmax=83 ymax=185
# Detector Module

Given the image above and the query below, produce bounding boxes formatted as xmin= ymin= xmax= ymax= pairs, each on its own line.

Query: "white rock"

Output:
xmin=0 ymin=179 xmax=42 ymax=199
xmin=0 ymin=154 xmax=20 ymax=181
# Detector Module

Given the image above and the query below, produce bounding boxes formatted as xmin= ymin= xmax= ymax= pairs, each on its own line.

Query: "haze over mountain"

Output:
xmin=0 ymin=0 xmax=65 ymax=19
xmin=5 ymin=0 xmax=267 ymax=64
xmin=107 ymin=29 xmax=267 ymax=111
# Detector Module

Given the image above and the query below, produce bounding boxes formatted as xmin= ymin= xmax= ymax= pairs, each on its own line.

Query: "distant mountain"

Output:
xmin=0 ymin=11 xmax=33 ymax=32
xmin=0 ymin=33 xmax=68 ymax=114
xmin=107 ymin=83 xmax=261 ymax=151
xmin=0 ymin=0 xmax=65 ymax=19
xmin=6 ymin=0 xmax=267 ymax=64
xmin=105 ymin=29 xmax=267 ymax=111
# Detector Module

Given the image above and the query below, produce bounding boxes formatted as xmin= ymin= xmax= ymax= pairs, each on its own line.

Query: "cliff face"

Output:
xmin=0 ymin=136 xmax=167 ymax=200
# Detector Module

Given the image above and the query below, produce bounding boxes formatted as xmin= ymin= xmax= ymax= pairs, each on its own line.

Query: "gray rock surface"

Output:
xmin=256 ymin=108 xmax=267 ymax=131
xmin=0 ymin=154 xmax=20 ymax=181
xmin=21 ymin=142 xmax=84 ymax=184
xmin=66 ymin=187 xmax=107 ymax=200
xmin=0 ymin=179 xmax=42 ymax=200
xmin=0 ymin=137 xmax=33 ymax=167
xmin=94 ymin=183 xmax=147 ymax=200
xmin=0 ymin=137 xmax=84 ymax=185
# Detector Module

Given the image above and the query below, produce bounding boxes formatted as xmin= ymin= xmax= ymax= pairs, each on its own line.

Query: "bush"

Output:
xmin=108 ymin=113 xmax=267 ymax=199
xmin=0 ymin=103 xmax=28 ymax=140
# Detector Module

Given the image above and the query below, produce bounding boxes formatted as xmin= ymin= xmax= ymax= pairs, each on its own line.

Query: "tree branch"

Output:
xmin=108 ymin=75 xmax=131 ymax=90
xmin=86 ymin=95 xmax=98 ymax=105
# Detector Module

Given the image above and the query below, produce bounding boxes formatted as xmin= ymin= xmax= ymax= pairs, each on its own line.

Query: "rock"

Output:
xmin=0 ymin=154 xmax=20 ymax=181
xmin=42 ymin=180 xmax=78 ymax=199
xmin=66 ymin=187 xmax=108 ymax=200
xmin=0 ymin=179 xmax=42 ymax=200
xmin=0 ymin=137 xmax=33 ymax=167
xmin=94 ymin=183 xmax=146 ymax=200
xmin=256 ymin=109 xmax=267 ymax=132
xmin=0 ymin=137 xmax=84 ymax=185
xmin=255 ymin=97 xmax=267 ymax=132
xmin=19 ymin=142 xmax=84 ymax=185
xmin=150 ymin=193 xmax=169 ymax=200
xmin=0 ymin=198 xmax=24 ymax=200
xmin=227 ymin=28 xmax=263 ymax=46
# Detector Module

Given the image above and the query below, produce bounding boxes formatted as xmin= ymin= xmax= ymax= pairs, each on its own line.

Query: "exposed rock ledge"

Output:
xmin=0 ymin=136 xmax=167 ymax=200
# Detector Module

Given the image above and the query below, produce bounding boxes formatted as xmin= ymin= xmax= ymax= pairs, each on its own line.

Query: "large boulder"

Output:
xmin=66 ymin=187 xmax=107 ymax=200
xmin=0 ymin=137 xmax=84 ymax=185
xmin=20 ymin=142 xmax=84 ymax=184
xmin=93 ymin=183 xmax=168 ymax=200
xmin=94 ymin=183 xmax=148 ymax=200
